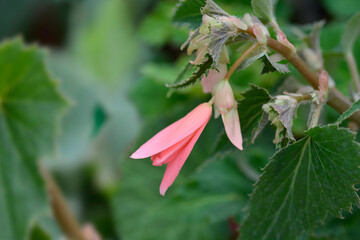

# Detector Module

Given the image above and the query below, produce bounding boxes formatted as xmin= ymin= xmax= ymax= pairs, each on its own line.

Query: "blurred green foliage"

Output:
xmin=0 ymin=0 xmax=360 ymax=239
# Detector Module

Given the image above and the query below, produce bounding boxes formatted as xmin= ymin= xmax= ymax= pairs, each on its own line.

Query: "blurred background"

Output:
xmin=2 ymin=0 xmax=360 ymax=239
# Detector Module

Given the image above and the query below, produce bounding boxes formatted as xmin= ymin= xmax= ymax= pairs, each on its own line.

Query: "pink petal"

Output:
xmin=222 ymin=107 xmax=243 ymax=150
xmin=130 ymin=103 xmax=212 ymax=159
xmin=151 ymin=133 xmax=194 ymax=166
xmin=159 ymin=123 xmax=207 ymax=196
xmin=201 ymin=63 xmax=227 ymax=93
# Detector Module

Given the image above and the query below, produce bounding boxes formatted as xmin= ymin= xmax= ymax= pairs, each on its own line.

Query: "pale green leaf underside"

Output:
xmin=342 ymin=12 xmax=360 ymax=53
xmin=251 ymin=0 xmax=277 ymax=22
xmin=336 ymin=99 xmax=360 ymax=124
xmin=241 ymin=125 xmax=360 ymax=240
xmin=0 ymin=39 xmax=67 ymax=240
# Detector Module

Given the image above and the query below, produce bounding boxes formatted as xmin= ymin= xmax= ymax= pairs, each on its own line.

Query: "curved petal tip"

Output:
xmin=222 ymin=108 xmax=243 ymax=151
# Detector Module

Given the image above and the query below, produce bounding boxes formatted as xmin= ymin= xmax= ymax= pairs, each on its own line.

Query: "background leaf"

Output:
xmin=173 ymin=0 xmax=207 ymax=29
xmin=341 ymin=12 xmax=360 ymax=53
xmin=251 ymin=0 xmax=277 ymax=22
xmin=0 ymin=39 xmax=67 ymax=240
xmin=112 ymin=155 xmax=248 ymax=240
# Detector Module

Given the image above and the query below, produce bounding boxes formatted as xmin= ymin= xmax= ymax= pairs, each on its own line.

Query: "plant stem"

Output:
xmin=309 ymin=103 xmax=324 ymax=128
xmin=224 ymin=42 xmax=260 ymax=80
xmin=345 ymin=52 xmax=360 ymax=94
xmin=238 ymin=27 xmax=360 ymax=127
xmin=40 ymin=165 xmax=86 ymax=240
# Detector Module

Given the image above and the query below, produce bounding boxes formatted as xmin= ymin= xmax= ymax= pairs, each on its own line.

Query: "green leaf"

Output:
xmin=241 ymin=125 xmax=360 ymax=240
xmin=112 ymin=155 xmax=247 ymax=240
xmin=261 ymin=54 xmax=290 ymax=74
xmin=236 ymin=50 xmax=266 ymax=71
xmin=0 ymin=39 xmax=67 ymax=240
xmin=209 ymin=26 xmax=231 ymax=66
xmin=173 ymin=0 xmax=207 ymax=29
xmin=251 ymin=0 xmax=277 ymax=22
xmin=70 ymin=0 xmax=136 ymax=90
xmin=166 ymin=57 xmax=213 ymax=89
xmin=342 ymin=12 xmax=360 ymax=53
xmin=201 ymin=0 xmax=230 ymax=18
xmin=267 ymin=96 xmax=300 ymax=141
xmin=309 ymin=20 xmax=325 ymax=58
xmin=238 ymin=84 xmax=271 ymax=144
xmin=336 ymin=99 xmax=360 ymax=123
xmin=28 ymin=224 xmax=51 ymax=240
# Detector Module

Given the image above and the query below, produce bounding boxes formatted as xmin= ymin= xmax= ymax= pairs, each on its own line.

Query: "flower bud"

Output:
xmin=253 ymin=23 xmax=269 ymax=45
xmin=276 ymin=30 xmax=296 ymax=52
xmin=186 ymin=34 xmax=203 ymax=55
xmin=219 ymin=46 xmax=230 ymax=64
xmin=212 ymin=80 xmax=236 ymax=114
xmin=219 ymin=16 xmax=247 ymax=31
xmin=202 ymin=14 xmax=217 ymax=27
xmin=318 ymin=70 xmax=328 ymax=101
xmin=190 ymin=44 xmax=209 ymax=65
xmin=243 ymin=13 xmax=253 ymax=27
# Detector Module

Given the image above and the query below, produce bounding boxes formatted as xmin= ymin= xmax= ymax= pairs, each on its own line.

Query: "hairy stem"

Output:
xmin=40 ymin=165 xmax=86 ymax=240
xmin=309 ymin=103 xmax=324 ymax=128
xmin=345 ymin=52 xmax=360 ymax=94
xmin=240 ymin=27 xmax=360 ymax=127
xmin=225 ymin=42 xmax=260 ymax=80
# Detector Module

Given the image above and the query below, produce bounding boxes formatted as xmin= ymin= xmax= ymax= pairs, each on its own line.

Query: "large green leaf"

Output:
xmin=240 ymin=125 xmax=360 ymax=240
xmin=0 ymin=39 xmax=67 ymax=240
xmin=173 ymin=0 xmax=206 ymax=29
xmin=238 ymin=84 xmax=271 ymax=144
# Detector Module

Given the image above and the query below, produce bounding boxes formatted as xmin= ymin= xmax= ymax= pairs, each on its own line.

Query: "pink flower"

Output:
xmin=130 ymin=103 xmax=212 ymax=196
xmin=212 ymin=80 xmax=243 ymax=151
xmin=222 ymin=107 xmax=243 ymax=150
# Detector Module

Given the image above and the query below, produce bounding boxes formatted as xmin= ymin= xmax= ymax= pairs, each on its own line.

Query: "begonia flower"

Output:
xmin=130 ymin=103 xmax=212 ymax=196
xmin=212 ymin=80 xmax=243 ymax=150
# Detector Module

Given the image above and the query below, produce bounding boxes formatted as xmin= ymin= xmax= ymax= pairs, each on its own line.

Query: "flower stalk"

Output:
xmin=224 ymin=42 xmax=261 ymax=80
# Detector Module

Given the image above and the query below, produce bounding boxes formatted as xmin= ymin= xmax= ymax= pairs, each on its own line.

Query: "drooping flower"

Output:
xmin=222 ymin=106 xmax=243 ymax=150
xmin=130 ymin=103 xmax=212 ymax=196
xmin=212 ymin=80 xmax=243 ymax=150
